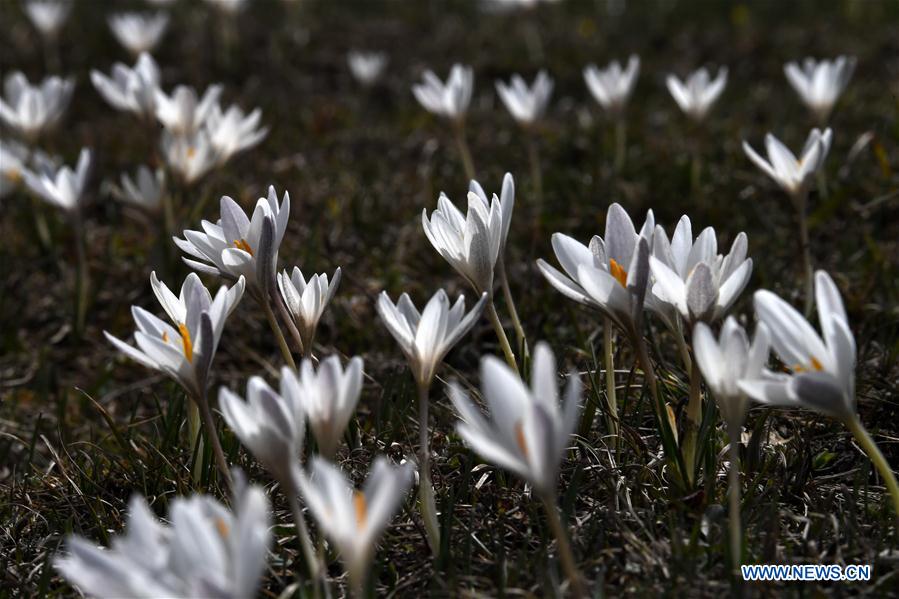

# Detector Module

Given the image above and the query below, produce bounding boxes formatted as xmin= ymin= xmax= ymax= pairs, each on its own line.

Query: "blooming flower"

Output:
xmin=412 ymin=64 xmax=474 ymax=122
xmin=22 ymin=147 xmax=91 ymax=211
xmin=376 ymin=289 xmax=487 ymax=387
xmin=277 ymin=266 xmax=341 ymax=352
xmin=784 ymin=56 xmax=856 ymax=123
xmin=105 ymin=271 xmax=246 ymax=398
xmin=739 ymin=271 xmax=856 ymax=420
xmin=583 ymin=55 xmax=640 ymax=116
xmin=495 ymin=70 xmax=553 ymax=126
xmin=205 ymin=0 xmax=247 ymax=14
xmin=91 ymin=53 xmax=161 ymax=119
xmin=160 ymin=130 xmax=218 ymax=185
xmin=666 ymin=67 xmax=728 ymax=122
xmin=108 ymin=12 xmax=169 ymax=57
xmin=742 ymin=128 xmax=832 ymax=199
xmin=0 ymin=72 xmax=74 ymax=141
xmin=347 ymin=51 xmax=388 ymax=87
xmin=55 ymin=473 xmax=270 ymax=599
xmin=205 ymin=103 xmax=268 ymax=165
xmin=448 ymin=341 xmax=582 ymax=497
xmin=1 ymin=139 xmax=29 ymax=198
xmin=292 ymin=356 xmax=363 ymax=459
xmin=23 ymin=0 xmax=71 ymax=39
xmin=112 ymin=165 xmax=165 ymax=211
xmin=422 ymin=173 xmax=515 ymax=295
xmin=155 ymin=84 xmax=223 ymax=135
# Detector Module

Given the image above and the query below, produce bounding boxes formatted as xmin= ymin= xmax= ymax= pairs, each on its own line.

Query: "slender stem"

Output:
xmin=631 ymin=330 xmax=660 ymax=409
xmin=816 ymin=169 xmax=829 ymax=200
xmin=845 ymin=416 xmax=899 ymax=520
xmin=682 ymin=358 xmax=702 ymax=485
xmin=187 ymin=400 xmax=203 ymax=487
xmin=540 ymin=494 xmax=586 ymax=598
xmin=262 ymin=296 xmax=297 ymax=370
xmin=453 ymin=121 xmax=476 ymax=181
xmin=194 ymin=393 xmax=233 ymax=494
xmin=727 ymin=423 xmax=743 ymax=573
xmin=497 ymin=259 xmax=527 ymax=357
xmin=162 ymin=191 xmax=176 ymax=241
xmin=417 ymin=382 xmax=441 ymax=556
xmin=72 ymin=209 xmax=90 ymax=337
xmin=613 ymin=119 xmax=627 ymax=173
xmin=271 ymin=286 xmax=307 ymax=358
xmin=485 ymin=299 xmax=519 ymax=374
xmin=30 ymin=195 xmax=53 ymax=250
xmin=527 ymin=134 xmax=543 ymax=211
xmin=795 ymin=196 xmax=815 ymax=317
xmin=286 ymin=484 xmax=322 ymax=581
xmin=603 ymin=318 xmax=618 ymax=440
xmin=690 ymin=150 xmax=702 ymax=195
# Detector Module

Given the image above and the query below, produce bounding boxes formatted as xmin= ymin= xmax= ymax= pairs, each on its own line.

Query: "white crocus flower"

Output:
xmin=108 ymin=12 xmax=169 ymax=57
xmin=649 ymin=216 xmax=753 ymax=325
xmin=347 ymin=51 xmax=388 ymax=87
xmin=23 ymin=0 xmax=71 ymax=39
xmin=583 ymin=55 xmax=640 ymax=116
xmin=277 ymin=266 xmax=341 ymax=353
xmin=742 ymin=128 xmax=832 ymax=200
xmin=160 ymin=129 xmax=218 ymax=185
xmin=1 ymin=139 xmax=29 ymax=198
xmin=105 ymin=271 xmax=245 ymax=399
xmin=204 ymin=103 xmax=268 ymax=165
xmin=0 ymin=72 xmax=74 ymax=141
xmin=298 ymin=457 xmax=414 ymax=592
xmin=155 ymin=84 xmax=223 ymax=135
xmin=784 ymin=56 xmax=856 ymax=123
xmin=422 ymin=173 xmax=515 ymax=295
xmin=449 ymin=342 xmax=582 ymax=497
xmin=56 ymin=473 xmax=270 ymax=599
xmin=113 ymin=165 xmax=165 ymax=210
xmin=495 ymin=70 xmax=553 ymax=127
xmin=22 ymin=147 xmax=91 ymax=211
xmin=205 ymin=0 xmax=247 ymax=14
xmin=412 ymin=64 xmax=474 ymax=123
xmin=175 ymin=186 xmax=290 ymax=295
xmin=376 ymin=289 xmax=487 ymax=388
xmin=91 ymin=53 xmax=161 ymax=119
xmin=666 ymin=67 xmax=728 ymax=122
xmin=293 ymin=356 xmax=363 ymax=460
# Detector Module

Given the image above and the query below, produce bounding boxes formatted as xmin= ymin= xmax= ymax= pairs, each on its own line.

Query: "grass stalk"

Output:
xmin=845 ymin=416 xmax=899 ymax=520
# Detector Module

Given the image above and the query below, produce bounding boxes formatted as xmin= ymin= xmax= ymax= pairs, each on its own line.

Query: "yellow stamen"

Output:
xmin=514 ymin=421 xmax=529 ymax=459
xmin=609 ymin=258 xmax=628 ymax=288
xmin=788 ymin=356 xmax=824 ymax=373
xmin=233 ymin=238 xmax=254 ymax=256
xmin=215 ymin=517 xmax=230 ymax=538
xmin=353 ymin=491 xmax=367 ymax=529
xmin=810 ymin=356 xmax=823 ymax=371
xmin=178 ymin=323 xmax=193 ymax=363
xmin=5 ymin=169 xmax=22 ymax=183
xmin=161 ymin=331 xmax=169 ymax=343
xmin=186 ymin=146 xmax=197 ymax=159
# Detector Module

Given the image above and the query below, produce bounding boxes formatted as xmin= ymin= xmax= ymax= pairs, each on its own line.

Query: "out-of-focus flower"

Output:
xmin=155 ymin=84 xmax=223 ymax=135
xmin=112 ymin=165 xmax=165 ymax=210
xmin=742 ymin=128 xmax=832 ymax=199
xmin=91 ymin=53 xmax=161 ymax=119
xmin=292 ymin=356 xmax=363 ymax=459
xmin=146 ymin=0 xmax=178 ymax=5
xmin=784 ymin=56 xmax=856 ymax=123
xmin=23 ymin=0 xmax=71 ymax=39
xmin=479 ymin=0 xmax=561 ymax=12
xmin=108 ymin=12 xmax=169 ymax=57
xmin=22 ymin=147 xmax=91 ymax=211
xmin=0 ymin=72 xmax=74 ymax=141
xmin=55 ymin=472 xmax=270 ymax=599
xmin=347 ymin=51 xmax=388 ymax=87
xmin=205 ymin=103 xmax=268 ymax=165
xmin=160 ymin=130 xmax=217 ymax=185
xmin=666 ymin=67 xmax=728 ymax=122
xmin=105 ymin=271 xmax=246 ymax=398
xmin=495 ymin=70 xmax=553 ymax=126
xmin=377 ymin=289 xmax=487 ymax=388
xmin=449 ymin=341 xmax=582 ymax=497
xmin=1 ymin=139 xmax=29 ymax=198
xmin=412 ymin=64 xmax=474 ymax=123
xmin=277 ymin=266 xmax=341 ymax=352
xmin=583 ymin=55 xmax=640 ymax=117
xmin=204 ymin=0 xmax=247 ymax=14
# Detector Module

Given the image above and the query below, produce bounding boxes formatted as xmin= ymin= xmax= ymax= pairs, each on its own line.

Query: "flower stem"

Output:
xmin=486 ymin=299 xmax=519 ymax=374
xmin=527 ymin=135 xmax=543 ymax=211
xmin=262 ymin=296 xmax=297 ymax=370
xmin=795 ymin=200 xmax=815 ymax=317
xmin=845 ymin=416 xmax=899 ymax=521
xmin=271 ymin=286 xmax=307 ymax=358
xmin=286 ymin=484 xmax=323 ymax=581
xmin=194 ymin=392 xmax=233 ymax=494
xmin=186 ymin=399 xmax=203 ymax=487
xmin=497 ymin=259 xmax=527 ymax=359
xmin=682 ymin=358 xmax=702 ymax=486
xmin=613 ymin=119 xmax=627 ymax=173
xmin=453 ymin=122 xmax=476 ymax=181
xmin=72 ymin=209 xmax=90 ymax=337
xmin=603 ymin=318 xmax=618 ymax=441
xmin=417 ymin=382 xmax=441 ymax=556
xmin=726 ymin=423 xmax=743 ymax=573
xmin=540 ymin=494 xmax=586 ymax=598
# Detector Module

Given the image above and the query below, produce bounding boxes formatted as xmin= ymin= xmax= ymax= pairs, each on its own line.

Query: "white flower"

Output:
xmin=105 ymin=271 xmax=246 ymax=398
xmin=583 ymin=55 xmax=640 ymax=116
xmin=55 ymin=473 xmax=271 ymax=599
xmin=649 ymin=216 xmax=753 ymax=324
xmin=277 ymin=266 xmax=341 ymax=352
xmin=422 ymin=173 xmax=515 ymax=295
xmin=205 ymin=0 xmax=247 ymax=14
xmin=739 ymin=271 xmax=856 ymax=421
xmin=412 ymin=64 xmax=474 ymax=122
xmin=91 ymin=53 xmax=161 ymax=119
xmin=666 ymin=67 xmax=728 ymax=122
xmin=175 ymin=186 xmax=290 ymax=294
xmin=784 ymin=56 xmax=856 ymax=122
xmin=347 ymin=51 xmax=388 ymax=87
xmin=22 ymin=147 xmax=91 ymax=211
xmin=298 ymin=457 xmax=413 ymax=587
xmin=112 ymin=165 xmax=165 ymax=210
xmin=204 ymin=103 xmax=268 ymax=165
xmin=449 ymin=341 xmax=582 ymax=497
xmin=23 ymin=0 xmax=71 ymax=38
xmin=1 ymin=139 xmax=29 ymax=198
xmin=155 ymin=84 xmax=223 ymax=135
xmin=0 ymin=72 xmax=74 ymax=141
xmin=108 ymin=12 xmax=169 ymax=57
xmin=160 ymin=129 xmax=218 ymax=185
xmin=742 ymin=128 xmax=832 ymax=199
xmin=495 ymin=70 xmax=553 ymax=126
xmin=376 ymin=289 xmax=487 ymax=388
xmin=293 ymin=356 xmax=364 ymax=459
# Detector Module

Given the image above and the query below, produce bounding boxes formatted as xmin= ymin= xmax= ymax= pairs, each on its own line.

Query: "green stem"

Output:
xmin=453 ymin=122 xmax=476 ymax=181
xmin=72 ymin=210 xmax=90 ymax=337
xmin=486 ymin=299 xmax=519 ymax=374
xmin=795 ymin=197 xmax=815 ymax=317
xmin=603 ymin=318 xmax=618 ymax=441
xmin=682 ymin=357 xmax=702 ymax=486
xmin=272 ymin=286 xmax=307 ymax=358
xmin=497 ymin=259 xmax=527 ymax=359
xmin=194 ymin=392 xmax=233 ymax=494
xmin=727 ymin=423 xmax=742 ymax=573
xmin=527 ymin=135 xmax=543 ymax=211
xmin=541 ymin=494 xmax=586 ymax=598
xmin=417 ymin=382 xmax=440 ymax=556
xmin=816 ymin=169 xmax=829 ymax=200
xmin=286 ymin=484 xmax=323 ymax=581
xmin=187 ymin=400 xmax=203 ymax=487
xmin=845 ymin=416 xmax=899 ymax=520
xmin=613 ymin=119 xmax=627 ymax=173
xmin=262 ymin=297 xmax=297 ymax=370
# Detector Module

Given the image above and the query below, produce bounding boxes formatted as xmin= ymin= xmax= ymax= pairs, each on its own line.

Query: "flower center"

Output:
xmin=178 ymin=322 xmax=193 ymax=363
xmin=790 ymin=356 xmax=823 ymax=373
xmin=5 ymin=169 xmax=22 ymax=183
xmin=186 ymin=146 xmax=197 ymax=159
xmin=609 ymin=258 xmax=628 ymax=288
xmin=215 ymin=517 xmax=229 ymax=539
xmin=353 ymin=490 xmax=367 ymax=529
xmin=233 ymin=238 xmax=254 ymax=256
xmin=514 ymin=420 xmax=529 ymax=459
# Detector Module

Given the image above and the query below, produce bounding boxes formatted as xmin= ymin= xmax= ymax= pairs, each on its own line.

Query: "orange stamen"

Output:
xmin=161 ymin=331 xmax=169 ymax=343
xmin=215 ymin=517 xmax=229 ymax=538
xmin=514 ymin=421 xmax=529 ymax=459
xmin=609 ymin=258 xmax=628 ymax=288
xmin=233 ymin=238 xmax=254 ymax=256
xmin=353 ymin=491 xmax=367 ymax=529
xmin=178 ymin=323 xmax=193 ymax=363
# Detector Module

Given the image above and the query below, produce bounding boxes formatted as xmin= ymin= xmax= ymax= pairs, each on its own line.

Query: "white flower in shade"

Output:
xmin=298 ymin=457 xmax=413 ymax=588
xmin=146 ymin=0 xmax=177 ymax=5
xmin=495 ymin=70 xmax=553 ymax=126
xmin=449 ymin=341 xmax=582 ymax=497
xmin=112 ymin=165 xmax=165 ymax=210
xmin=422 ymin=173 xmax=515 ymax=295
xmin=739 ymin=271 xmax=856 ymax=420
xmin=55 ymin=472 xmax=271 ymax=599
xmin=649 ymin=216 xmax=753 ymax=325
xmin=205 ymin=0 xmax=247 ymax=14
xmin=742 ymin=128 xmax=832 ymax=199
xmin=693 ymin=317 xmax=770 ymax=432
xmin=537 ymin=203 xmax=656 ymax=334
xmin=784 ymin=56 xmax=856 ymax=123
xmin=22 ymin=147 xmax=91 ymax=211
xmin=479 ymin=0 xmax=561 ymax=12
xmin=1 ymin=139 xmax=29 ymax=198
xmin=583 ymin=55 xmax=640 ymax=116
xmin=376 ymin=289 xmax=488 ymax=388
xmin=205 ymin=103 xmax=268 ymax=165
xmin=0 ymin=72 xmax=74 ymax=141
xmin=23 ymin=0 xmax=71 ymax=38
xmin=293 ymin=356 xmax=364 ymax=459
xmin=277 ymin=266 xmax=341 ymax=352
xmin=155 ymin=84 xmax=223 ymax=135
xmin=108 ymin=12 xmax=169 ymax=57
xmin=91 ymin=53 xmax=161 ymax=118
xmin=347 ymin=51 xmax=388 ymax=87
xmin=666 ymin=67 xmax=728 ymax=122
xmin=412 ymin=64 xmax=474 ymax=122
xmin=160 ymin=129 xmax=218 ymax=185
xmin=105 ymin=272 xmax=246 ymax=398
xmin=175 ymin=186 xmax=290 ymax=294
